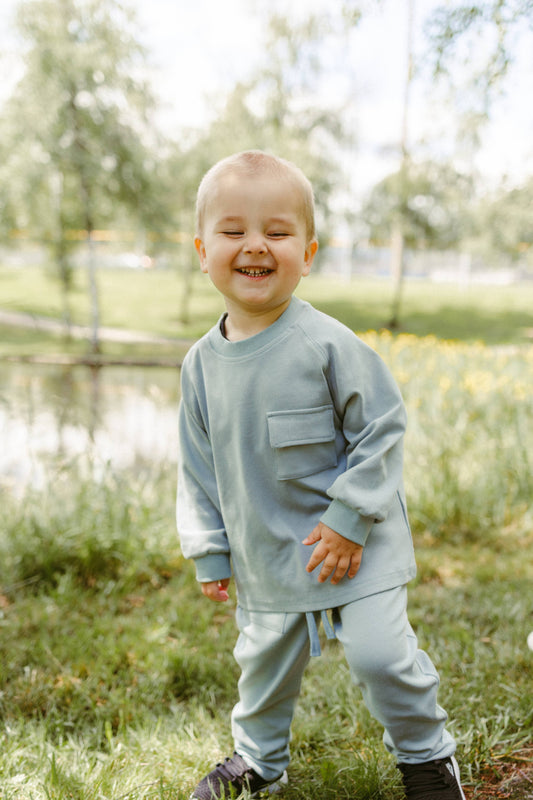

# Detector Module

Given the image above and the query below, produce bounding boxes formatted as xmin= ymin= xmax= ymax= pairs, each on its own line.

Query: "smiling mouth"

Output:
xmin=236 ymin=268 xmax=273 ymax=277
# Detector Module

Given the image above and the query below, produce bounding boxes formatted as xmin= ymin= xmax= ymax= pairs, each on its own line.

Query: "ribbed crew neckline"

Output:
xmin=208 ymin=296 xmax=308 ymax=358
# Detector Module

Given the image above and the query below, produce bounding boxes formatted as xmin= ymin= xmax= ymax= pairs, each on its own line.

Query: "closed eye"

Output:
xmin=268 ymin=232 xmax=289 ymax=238
xmin=222 ymin=230 xmax=244 ymax=237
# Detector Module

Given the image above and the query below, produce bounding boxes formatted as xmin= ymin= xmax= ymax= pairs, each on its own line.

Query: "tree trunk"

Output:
xmin=86 ymin=230 xmax=100 ymax=354
xmin=79 ymin=176 xmax=100 ymax=354
xmin=51 ymin=170 xmax=73 ymax=339
xmin=389 ymin=223 xmax=405 ymax=329
xmin=387 ymin=0 xmax=414 ymax=330
xmin=178 ymin=239 xmax=197 ymax=325
xmin=68 ymin=86 xmax=101 ymax=355
xmin=58 ymin=245 xmax=73 ymax=340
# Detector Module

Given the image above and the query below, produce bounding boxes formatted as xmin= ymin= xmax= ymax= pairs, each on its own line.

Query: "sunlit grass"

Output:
xmin=2 ymin=255 xmax=532 ymax=796
xmin=298 ymin=276 xmax=533 ymax=344
xmin=362 ymin=332 xmax=533 ymax=542
xmin=1 ymin=265 xmax=533 ymax=354
xmin=1 ymin=329 xmax=532 ymax=798
xmin=1 ymin=466 xmax=531 ymax=798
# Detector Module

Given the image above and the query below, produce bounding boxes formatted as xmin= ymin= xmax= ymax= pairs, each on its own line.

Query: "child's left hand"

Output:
xmin=303 ymin=523 xmax=363 ymax=585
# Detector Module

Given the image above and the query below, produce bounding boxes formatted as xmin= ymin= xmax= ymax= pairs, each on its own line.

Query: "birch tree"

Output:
xmin=2 ymin=0 xmax=162 ymax=351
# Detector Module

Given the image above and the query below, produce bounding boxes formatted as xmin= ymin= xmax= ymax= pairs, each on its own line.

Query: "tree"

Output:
xmin=345 ymin=0 xmax=417 ymax=328
xmin=1 ymin=0 xmax=164 ymax=351
xmin=428 ymin=1 xmax=533 ymax=85
xmin=425 ymin=1 xmax=533 ymax=145
xmin=468 ymin=178 xmax=533 ymax=266
xmin=183 ymin=11 xmax=359 ymax=232
xmin=387 ymin=0 xmax=415 ymax=329
xmin=165 ymin=8 xmax=362 ymax=322
xmin=362 ymin=160 xmax=475 ymax=250
xmin=421 ymin=1 xmax=533 ymax=276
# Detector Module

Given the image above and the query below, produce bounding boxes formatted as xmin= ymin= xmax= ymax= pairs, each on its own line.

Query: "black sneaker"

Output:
xmin=398 ymin=756 xmax=466 ymax=799
xmin=190 ymin=753 xmax=288 ymax=799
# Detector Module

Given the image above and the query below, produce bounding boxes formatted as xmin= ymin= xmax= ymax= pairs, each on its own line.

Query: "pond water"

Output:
xmin=1 ymin=362 xmax=181 ymax=495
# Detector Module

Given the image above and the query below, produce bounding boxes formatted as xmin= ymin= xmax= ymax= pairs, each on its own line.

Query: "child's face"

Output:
xmin=195 ymin=171 xmax=318 ymax=329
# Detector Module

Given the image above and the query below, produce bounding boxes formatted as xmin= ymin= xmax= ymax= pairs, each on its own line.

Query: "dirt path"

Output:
xmin=0 ymin=308 xmax=193 ymax=347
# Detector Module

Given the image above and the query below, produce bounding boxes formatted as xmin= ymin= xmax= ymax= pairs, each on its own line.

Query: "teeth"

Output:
xmin=238 ymin=268 xmax=271 ymax=276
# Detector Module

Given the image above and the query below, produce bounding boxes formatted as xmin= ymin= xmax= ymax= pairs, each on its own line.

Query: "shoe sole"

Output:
xmin=251 ymin=771 xmax=288 ymax=797
xmin=449 ymin=756 xmax=466 ymax=800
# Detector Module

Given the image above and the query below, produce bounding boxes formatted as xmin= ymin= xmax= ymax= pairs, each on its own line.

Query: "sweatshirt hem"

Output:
xmin=234 ymin=567 xmax=417 ymax=613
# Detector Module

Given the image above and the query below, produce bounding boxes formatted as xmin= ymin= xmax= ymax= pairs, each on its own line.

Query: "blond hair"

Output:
xmin=195 ymin=150 xmax=316 ymax=243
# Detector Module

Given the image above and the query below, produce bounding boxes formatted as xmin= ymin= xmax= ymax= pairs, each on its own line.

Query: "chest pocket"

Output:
xmin=267 ymin=405 xmax=338 ymax=480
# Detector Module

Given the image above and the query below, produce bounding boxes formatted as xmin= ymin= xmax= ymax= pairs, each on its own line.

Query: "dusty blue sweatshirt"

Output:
xmin=177 ymin=297 xmax=416 ymax=612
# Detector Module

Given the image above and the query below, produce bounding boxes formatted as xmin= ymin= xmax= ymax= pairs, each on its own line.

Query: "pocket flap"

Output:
xmin=267 ymin=405 xmax=335 ymax=448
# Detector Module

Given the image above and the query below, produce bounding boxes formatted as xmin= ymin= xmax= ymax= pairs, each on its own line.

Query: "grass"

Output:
xmin=1 ymin=265 xmax=533 ymax=358
xmin=1 ymin=262 xmax=532 ymax=797
xmin=1 ymin=324 xmax=532 ymax=798
xmin=0 ymin=466 xmax=531 ymax=799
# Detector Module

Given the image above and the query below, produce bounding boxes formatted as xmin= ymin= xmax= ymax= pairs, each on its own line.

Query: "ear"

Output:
xmin=302 ymin=239 xmax=318 ymax=276
xmin=194 ymin=237 xmax=208 ymax=273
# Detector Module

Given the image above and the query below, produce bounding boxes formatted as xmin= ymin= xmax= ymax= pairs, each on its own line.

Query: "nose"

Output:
xmin=243 ymin=232 xmax=267 ymax=254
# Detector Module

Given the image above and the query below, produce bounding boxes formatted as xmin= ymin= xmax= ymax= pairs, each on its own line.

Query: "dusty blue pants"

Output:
xmin=231 ymin=586 xmax=456 ymax=781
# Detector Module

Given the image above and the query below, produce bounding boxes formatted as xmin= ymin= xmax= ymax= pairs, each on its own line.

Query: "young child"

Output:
xmin=177 ymin=150 xmax=466 ymax=800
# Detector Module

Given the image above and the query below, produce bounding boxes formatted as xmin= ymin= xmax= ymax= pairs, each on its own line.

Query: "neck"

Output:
xmin=224 ymin=299 xmax=292 ymax=342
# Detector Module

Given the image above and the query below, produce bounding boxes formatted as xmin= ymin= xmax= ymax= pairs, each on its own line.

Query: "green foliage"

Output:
xmin=362 ymin=332 xmax=533 ymax=543
xmin=1 ymin=0 xmax=533 ymax=273
xmin=1 ymin=474 xmax=167 ymax=590
xmin=0 ymin=0 xmax=172 ymax=348
xmin=427 ymin=1 xmax=533 ymax=85
xmin=469 ymin=178 xmax=533 ymax=263
xmin=169 ymin=7 xmax=361 ymax=237
xmin=425 ymin=1 xmax=533 ymax=161
xmin=362 ymin=159 xmax=475 ymax=249
xmin=0 ymin=0 xmax=167 ymax=244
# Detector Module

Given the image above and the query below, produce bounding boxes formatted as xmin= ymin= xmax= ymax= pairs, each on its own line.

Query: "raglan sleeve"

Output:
xmin=319 ymin=335 xmax=408 ymax=547
xmin=176 ymin=358 xmax=232 ymax=583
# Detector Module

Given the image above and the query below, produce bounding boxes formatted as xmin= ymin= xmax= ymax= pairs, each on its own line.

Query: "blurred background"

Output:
xmin=1 ymin=0 xmax=532 ymax=297
xmin=1 ymin=0 xmax=532 ymax=491
xmin=1 ymin=5 xmax=532 ymax=798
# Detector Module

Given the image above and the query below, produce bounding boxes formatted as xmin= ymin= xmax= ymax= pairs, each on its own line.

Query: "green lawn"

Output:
xmin=1 ymin=461 xmax=531 ymax=799
xmin=1 ymin=265 xmax=532 ymax=356
xmin=1 ymin=263 xmax=532 ymax=798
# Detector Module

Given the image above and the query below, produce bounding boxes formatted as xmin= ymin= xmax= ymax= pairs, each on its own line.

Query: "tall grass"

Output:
xmin=1 ymin=336 xmax=532 ymax=799
xmin=364 ymin=332 xmax=533 ymax=542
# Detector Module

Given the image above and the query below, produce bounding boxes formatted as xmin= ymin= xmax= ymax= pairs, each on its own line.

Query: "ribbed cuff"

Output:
xmin=194 ymin=553 xmax=232 ymax=583
xmin=320 ymin=499 xmax=374 ymax=546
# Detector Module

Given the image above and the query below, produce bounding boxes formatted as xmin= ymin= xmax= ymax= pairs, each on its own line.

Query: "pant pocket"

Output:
xmin=236 ymin=606 xmax=289 ymax=634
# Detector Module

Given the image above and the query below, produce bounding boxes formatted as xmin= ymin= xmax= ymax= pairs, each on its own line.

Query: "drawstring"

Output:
xmin=321 ymin=609 xmax=336 ymax=640
xmin=305 ymin=610 xmax=337 ymax=657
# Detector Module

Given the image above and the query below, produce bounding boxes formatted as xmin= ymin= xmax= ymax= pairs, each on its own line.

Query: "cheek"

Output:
xmin=213 ymin=240 xmax=238 ymax=260
xmin=286 ymin=244 xmax=312 ymax=273
xmin=202 ymin=245 xmax=228 ymax=271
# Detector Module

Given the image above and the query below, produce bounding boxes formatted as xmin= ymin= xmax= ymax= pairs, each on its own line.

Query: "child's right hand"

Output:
xmin=201 ymin=579 xmax=231 ymax=602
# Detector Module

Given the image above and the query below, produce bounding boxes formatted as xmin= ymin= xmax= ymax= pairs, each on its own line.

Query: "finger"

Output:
xmin=329 ymin=557 xmax=351 ymax=585
xmin=347 ymin=562 xmax=361 ymax=579
xmin=305 ymin=543 xmax=326 ymax=573
xmin=201 ymin=582 xmax=228 ymax=602
xmin=317 ymin=555 xmax=340 ymax=583
xmin=347 ymin=551 xmax=363 ymax=578
xmin=217 ymin=581 xmax=230 ymax=601
xmin=302 ymin=527 xmax=322 ymax=545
